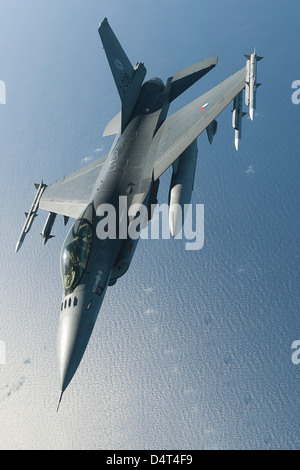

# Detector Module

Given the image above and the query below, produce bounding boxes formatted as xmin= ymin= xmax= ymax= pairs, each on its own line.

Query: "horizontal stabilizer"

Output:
xmin=170 ymin=56 xmax=218 ymax=102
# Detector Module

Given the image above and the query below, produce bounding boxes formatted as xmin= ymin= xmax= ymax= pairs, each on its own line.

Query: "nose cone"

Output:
xmin=57 ymin=310 xmax=95 ymax=393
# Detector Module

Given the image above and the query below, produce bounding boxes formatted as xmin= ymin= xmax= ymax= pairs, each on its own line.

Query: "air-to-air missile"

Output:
xmin=232 ymin=91 xmax=247 ymax=151
xmin=245 ymin=50 xmax=263 ymax=121
xmin=15 ymin=182 xmax=46 ymax=253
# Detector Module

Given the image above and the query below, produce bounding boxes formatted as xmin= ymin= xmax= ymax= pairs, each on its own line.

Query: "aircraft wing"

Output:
xmin=151 ymin=67 xmax=246 ymax=180
xmin=39 ymin=153 xmax=108 ymax=219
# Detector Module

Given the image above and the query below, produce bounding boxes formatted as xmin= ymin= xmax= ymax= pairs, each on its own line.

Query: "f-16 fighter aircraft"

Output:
xmin=15 ymin=18 xmax=262 ymax=408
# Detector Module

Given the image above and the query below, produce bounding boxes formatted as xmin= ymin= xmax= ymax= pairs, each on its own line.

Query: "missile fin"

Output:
xmin=40 ymin=233 xmax=55 ymax=239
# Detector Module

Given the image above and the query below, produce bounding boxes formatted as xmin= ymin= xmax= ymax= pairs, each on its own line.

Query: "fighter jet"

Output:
xmin=15 ymin=18 xmax=262 ymax=408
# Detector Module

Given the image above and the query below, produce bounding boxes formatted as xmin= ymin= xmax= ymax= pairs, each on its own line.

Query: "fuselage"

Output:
xmin=57 ymin=78 xmax=169 ymax=393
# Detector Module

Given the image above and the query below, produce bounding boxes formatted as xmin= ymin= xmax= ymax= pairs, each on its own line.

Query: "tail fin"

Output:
xmin=98 ymin=18 xmax=146 ymax=131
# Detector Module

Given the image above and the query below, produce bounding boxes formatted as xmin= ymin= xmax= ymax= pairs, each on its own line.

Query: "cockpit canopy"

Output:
xmin=60 ymin=205 xmax=93 ymax=294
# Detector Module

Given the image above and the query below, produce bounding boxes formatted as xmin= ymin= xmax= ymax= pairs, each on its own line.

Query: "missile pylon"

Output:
xmin=206 ymin=119 xmax=218 ymax=145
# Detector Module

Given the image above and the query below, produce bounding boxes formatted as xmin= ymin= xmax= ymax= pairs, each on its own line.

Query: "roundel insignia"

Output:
xmin=114 ymin=59 xmax=124 ymax=71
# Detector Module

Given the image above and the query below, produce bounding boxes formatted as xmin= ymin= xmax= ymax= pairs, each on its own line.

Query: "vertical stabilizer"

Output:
xmin=98 ymin=18 xmax=146 ymax=131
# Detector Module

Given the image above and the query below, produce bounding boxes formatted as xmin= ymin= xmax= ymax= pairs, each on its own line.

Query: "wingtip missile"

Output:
xmin=244 ymin=50 xmax=262 ymax=122
xmin=15 ymin=181 xmax=46 ymax=252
